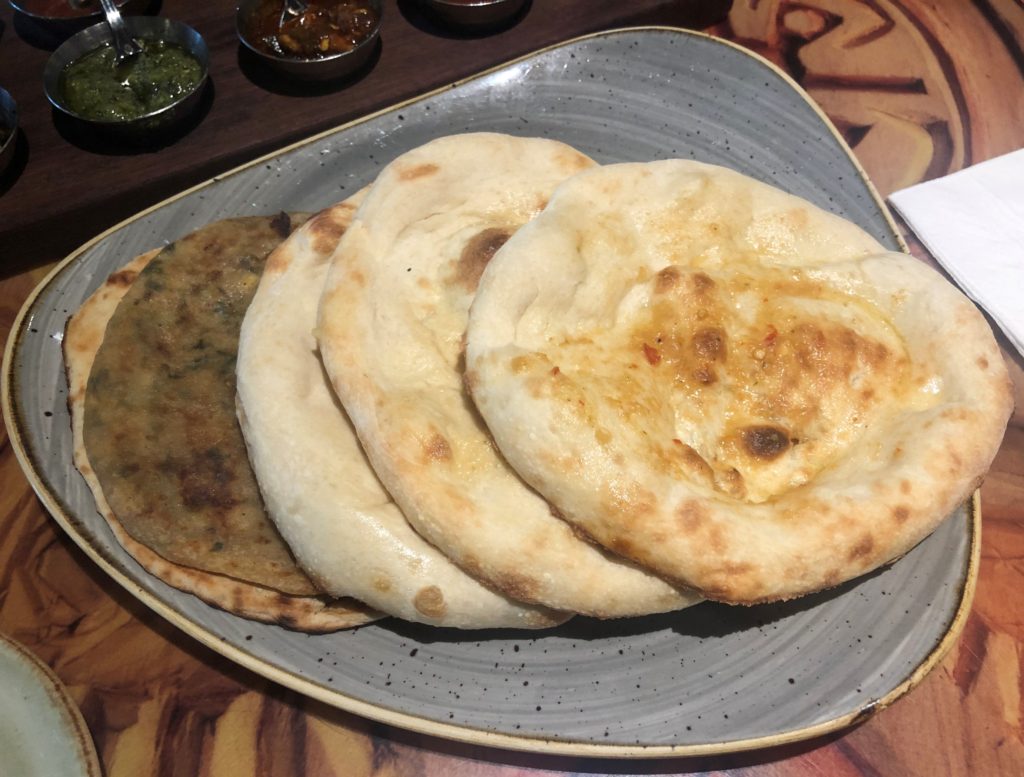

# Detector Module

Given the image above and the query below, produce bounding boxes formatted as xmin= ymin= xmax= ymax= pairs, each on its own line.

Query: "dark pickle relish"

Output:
xmin=61 ymin=39 xmax=203 ymax=122
xmin=244 ymin=0 xmax=378 ymax=60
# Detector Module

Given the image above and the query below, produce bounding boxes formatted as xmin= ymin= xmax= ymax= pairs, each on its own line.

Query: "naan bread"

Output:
xmin=236 ymin=198 xmax=566 ymax=629
xmin=66 ymin=219 xmax=379 ymax=631
xmin=466 ymin=160 xmax=1013 ymax=604
xmin=317 ymin=133 xmax=700 ymax=617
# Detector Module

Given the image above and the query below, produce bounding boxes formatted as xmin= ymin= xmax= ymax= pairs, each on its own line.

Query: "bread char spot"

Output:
xmin=722 ymin=561 xmax=753 ymax=578
xmin=672 ymin=440 xmax=714 ymax=480
xmin=655 ymin=266 xmax=683 ymax=293
xmin=174 ymin=447 xmax=241 ymax=512
xmin=556 ymin=148 xmax=594 ymax=173
xmin=494 ymin=571 xmax=538 ymax=603
xmin=348 ymin=269 xmax=366 ymax=287
xmin=690 ymin=272 xmax=715 ymax=294
xmin=397 ymin=162 xmax=440 ymax=181
xmin=608 ymin=535 xmax=639 ymax=559
xmin=106 ymin=269 xmax=140 ymax=288
xmin=308 ymin=209 xmax=351 ymax=257
xmin=373 ymin=575 xmax=392 ymax=593
xmin=462 ymin=368 xmax=479 ymax=396
xmin=460 ymin=553 xmax=483 ymax=580
xmin=674 ymin=499 xmax=709 ymax=534
xmin=741 ymin=425 xmax=792 ymax=460
xmin=692 ymin=327 xmax=726 ymax=361
xmin=892 ymin=505 xmax=911 ymax=524
xmin=977 ymin=356 xmax=989 ymax=370
xmin=692 ymin=366 xmax=717 ymax=385
xmin=423 ymin=433 xmax=453 ymax=463
xmin=847 ymin=535 xmax=875 ymax=561
xmin=413 ymin=585 xmax=447 ymax=618
xmin=642 ymin=343 xmax=661 ymax=365
xmin=270 ymin=212 xmax=293 ymax=239
xmin=556 ymin=265 xmax=920 ymax=506
xmin=776 ymin=207 xmax=810 ymax=233
xmin=452 ymin=228 xmax=512 ymax=292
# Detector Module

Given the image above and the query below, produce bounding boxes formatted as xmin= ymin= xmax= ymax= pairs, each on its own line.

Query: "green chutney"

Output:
xmin=62 ymin=39 xmax=203 ymax=122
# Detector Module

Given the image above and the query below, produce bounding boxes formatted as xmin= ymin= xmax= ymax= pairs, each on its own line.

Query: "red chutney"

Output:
xmin=244 ymin=0 xmax=378 ymax=59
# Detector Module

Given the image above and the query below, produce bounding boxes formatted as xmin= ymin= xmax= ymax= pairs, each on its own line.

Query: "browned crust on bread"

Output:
xmin=66 ymin=247 xmax=380 ymax=631
xmin=465 ymin=161 xmax=1013 ymax=605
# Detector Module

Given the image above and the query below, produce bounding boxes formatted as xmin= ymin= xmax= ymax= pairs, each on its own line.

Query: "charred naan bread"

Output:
xmin=466 ymin=161 xmax=1013 ymax=604
xmin=65 ymin=217 xmax=379 ymax=631
xmin=236 ymin=199 xmax=565 ymax=629
xmin=317 ymin=133 xmax=700 ymax=617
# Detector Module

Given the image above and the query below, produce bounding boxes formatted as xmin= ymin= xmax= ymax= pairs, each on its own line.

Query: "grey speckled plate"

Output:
xmin=3 ymin=29 xmax=977 ymax=757
xmin=0 ymin=634 xmax=101 ymax=777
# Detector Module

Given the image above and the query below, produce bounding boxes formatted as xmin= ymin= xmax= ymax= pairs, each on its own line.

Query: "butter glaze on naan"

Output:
xmin=466 ymin=160 xmax=1013 ymax=604
xmin=236 ymin=198 xmax=566 ymax=629
xmin=66 ymin=238 xmax=379 ymax=631
xmin=317 ymin=133 xmax=700 ymax=617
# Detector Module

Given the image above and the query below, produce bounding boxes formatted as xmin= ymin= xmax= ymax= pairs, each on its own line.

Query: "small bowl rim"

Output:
xmin=43 ymin=16 xmax=209 ymax=127
xmin=234 ymin=0 xmax=382 ymax=68
xmin=8 ymin=0 xmax=132 ymax=23
xmin=0 ymin=87 xmax=18 ymax=158
xmin=420 ymin=0 xmax=527 ymax=29
xmin=425 ymin=0 xmax=518 ymax=7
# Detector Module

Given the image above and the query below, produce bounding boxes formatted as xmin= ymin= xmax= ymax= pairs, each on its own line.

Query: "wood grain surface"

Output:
xmin=2 ymin=1 xmax=1023 ymax=775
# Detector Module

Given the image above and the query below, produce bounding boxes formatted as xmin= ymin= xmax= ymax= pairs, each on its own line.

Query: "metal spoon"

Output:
xmin=279 ymin=0 xmax=309 ymax=28
xmin=99 ymin=0 xmax=142 ymax=65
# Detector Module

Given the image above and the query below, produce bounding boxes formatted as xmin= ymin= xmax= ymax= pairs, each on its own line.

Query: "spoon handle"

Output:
xmin=279 ymin=0 xmax=309 ymax=27
xmin=98 ymin=0 xmax=142 ymax=61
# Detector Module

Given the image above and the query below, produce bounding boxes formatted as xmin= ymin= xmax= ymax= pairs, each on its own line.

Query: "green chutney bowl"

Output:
xmin=42 ymin=15 xmax=209 ymax=139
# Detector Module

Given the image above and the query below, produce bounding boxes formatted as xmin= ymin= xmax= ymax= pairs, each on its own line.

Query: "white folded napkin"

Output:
xmin=888 ymin=148 xmax=1024 ymax=357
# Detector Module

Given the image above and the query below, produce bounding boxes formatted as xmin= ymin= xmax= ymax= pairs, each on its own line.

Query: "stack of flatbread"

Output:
xmin=68 ymin=132 xmax=1012 ymax=631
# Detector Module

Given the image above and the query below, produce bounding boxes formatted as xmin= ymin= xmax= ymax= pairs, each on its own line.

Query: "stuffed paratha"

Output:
xmin=66 ymin=218 xmax=379 ymax=630
xmin=465 ymin=160 xmax=1013 ymax=604
xmin=236 ymin=199 xmax=565 ymax=629
xmin=316 ymin=133 xmax=700 ymax=617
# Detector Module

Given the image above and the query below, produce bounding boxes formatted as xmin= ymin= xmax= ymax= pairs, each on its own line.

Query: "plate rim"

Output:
xmin=0 ymin=633 xmax=103 ymax=777
xmin=1 ymin=25 xmax=977 ymax=758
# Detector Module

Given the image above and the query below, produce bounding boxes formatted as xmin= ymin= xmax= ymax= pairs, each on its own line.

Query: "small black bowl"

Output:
xmin=9 ymin=0 xmax=148 ymax=45
xmin=42 ymin=16 xmax=209 ymax=139
xmin=421 ymin=0 xmax=527 ymax=31
xmin=236 ymin=0 xmax=382 ymax=82
xmin=0 ymin=87 xmax=18 ymax=180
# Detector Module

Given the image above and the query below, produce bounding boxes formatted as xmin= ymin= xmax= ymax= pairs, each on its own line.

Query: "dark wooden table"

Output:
xmin=2 ymin=1 xmax=1023 ymax=775
xmin=0 ymin=0 xmax=727 ymax=275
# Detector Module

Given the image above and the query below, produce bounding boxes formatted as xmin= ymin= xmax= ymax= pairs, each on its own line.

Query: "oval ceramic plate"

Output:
xmin=2 ymin=28 xmax=977 ymax=756
xmin=0 ymin=633 xmax=101 ymax=777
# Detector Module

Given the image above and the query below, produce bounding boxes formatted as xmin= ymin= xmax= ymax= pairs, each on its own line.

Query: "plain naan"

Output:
xmin=317 ymin=133 xmax=700 ymax=617
xmin=236 ymin=198 xmax=565 ymax=629
xmin=466 ymin=161 xmax=1013 ymax=603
